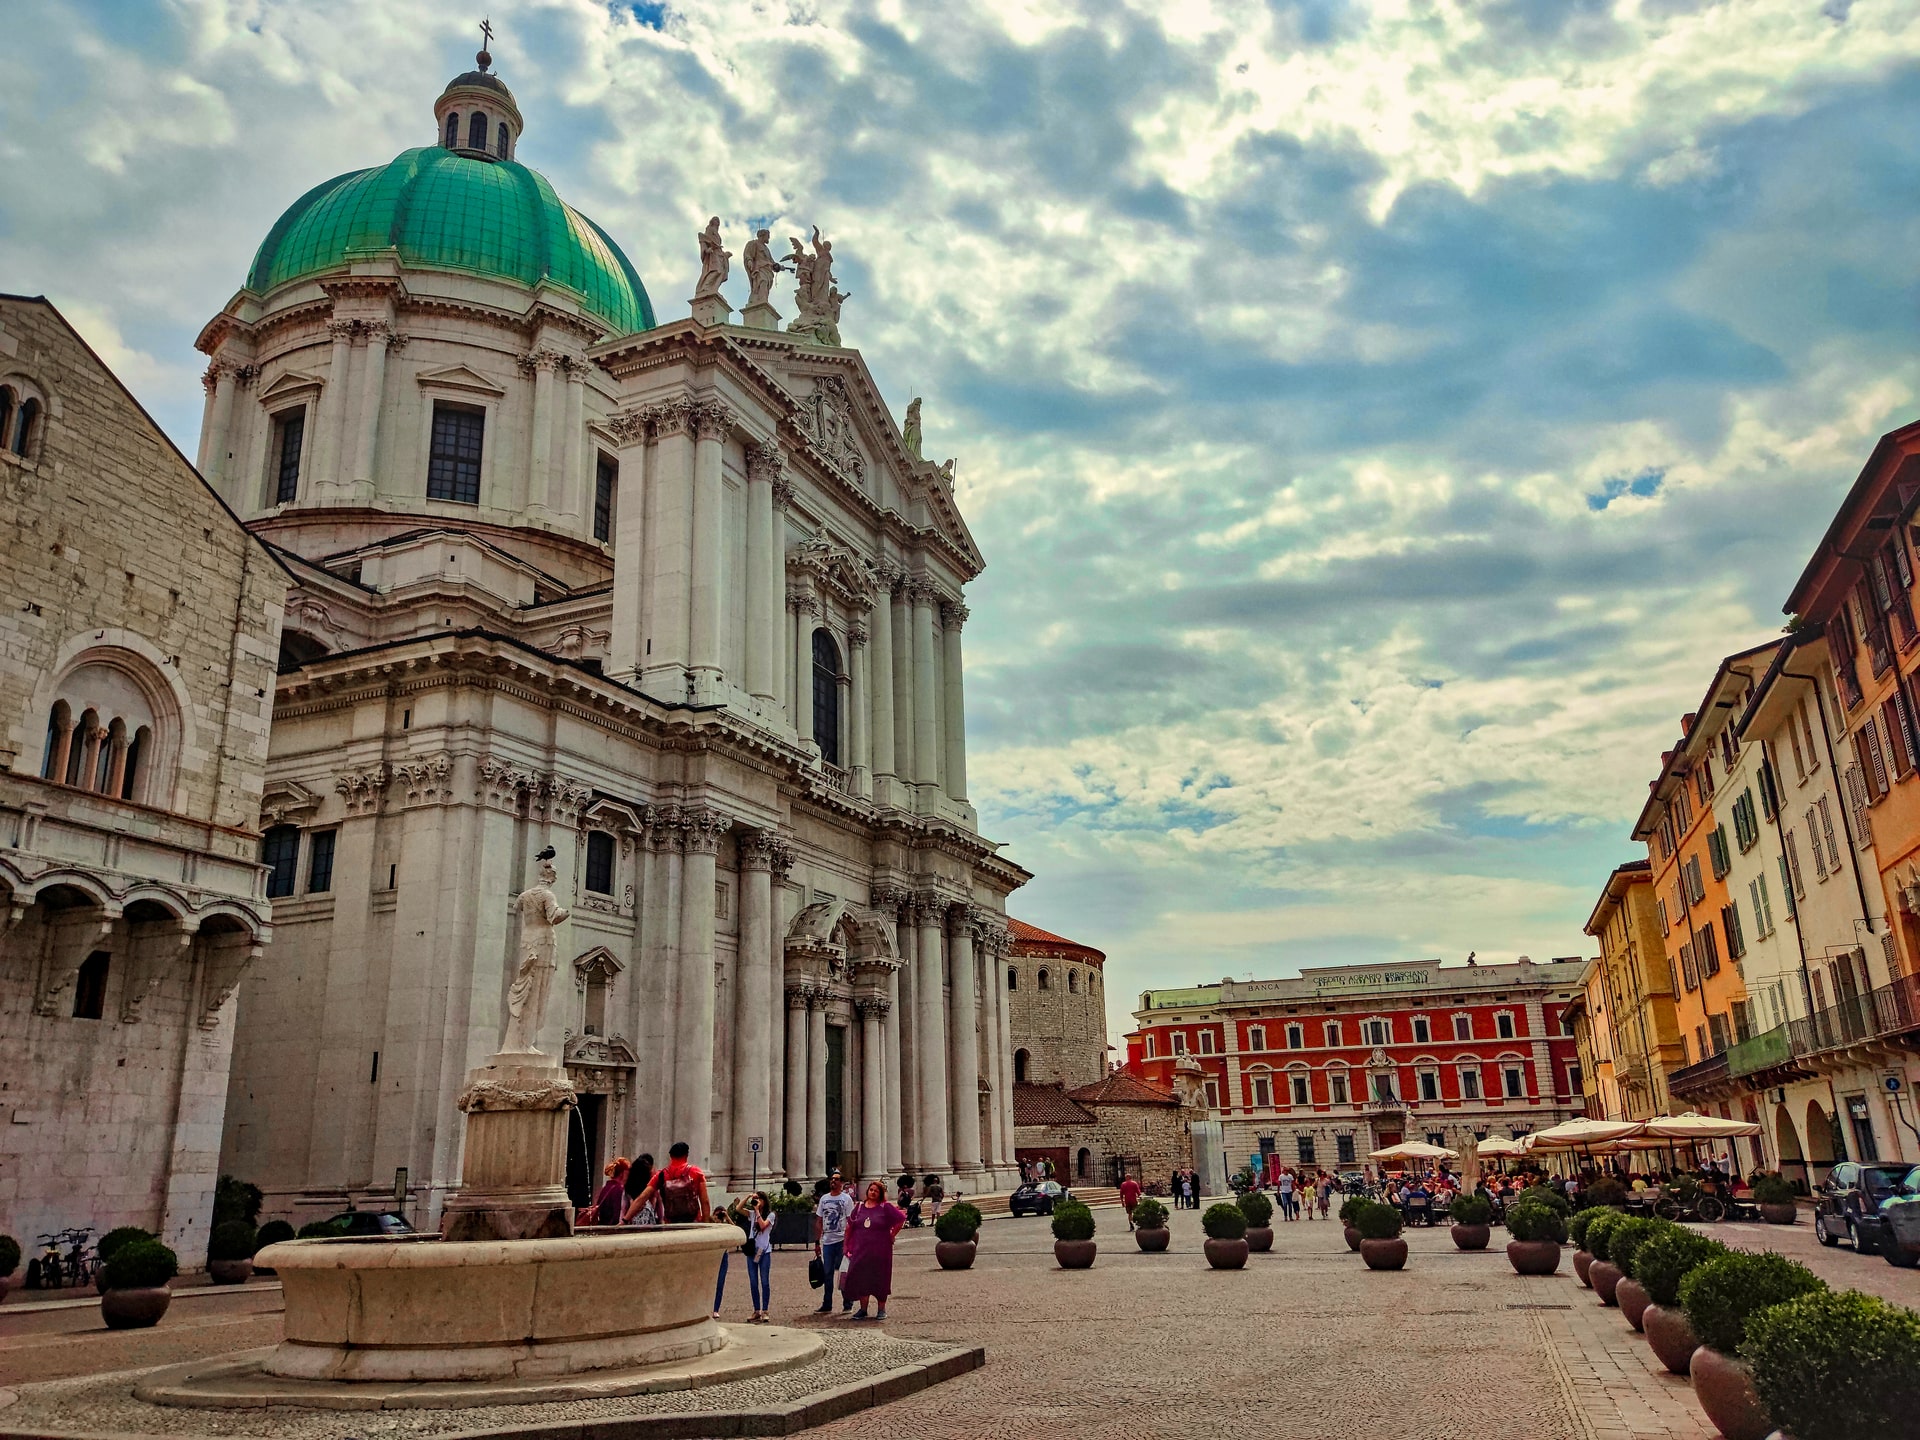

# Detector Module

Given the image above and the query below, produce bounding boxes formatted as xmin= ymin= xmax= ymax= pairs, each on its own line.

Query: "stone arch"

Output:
xmin=1773 ymin=1101 xmax=1807 ymax=1191
xmin=1804 ymin=1098 xmax=1837 ymax=1182
xmin=22 ymin=629 xmax=195 ymax=809
xmin=1013 ymin=1047 xmax=1030 ymax=1083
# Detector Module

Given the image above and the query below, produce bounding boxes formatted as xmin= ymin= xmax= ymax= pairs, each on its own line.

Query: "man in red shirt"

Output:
xmin=1120 ymin=1174 xmax=1142 ymax=1229
xmin=630 ymin=1141 xmax=712 ymax=1224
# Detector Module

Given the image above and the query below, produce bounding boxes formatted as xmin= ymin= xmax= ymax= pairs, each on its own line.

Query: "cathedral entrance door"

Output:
xmin=567 ymin=1093 xmax=604 ymax=1210
xmin=825 ymin=1024 xmax=846 ymax=1173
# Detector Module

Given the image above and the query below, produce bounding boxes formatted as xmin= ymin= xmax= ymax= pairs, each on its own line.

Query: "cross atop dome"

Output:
xmin=435 ymin=20 xmax=523 ymax=162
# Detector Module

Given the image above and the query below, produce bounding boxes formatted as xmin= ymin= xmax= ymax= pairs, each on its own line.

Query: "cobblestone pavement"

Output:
xmin=3 ymin=1207 xmax=1914 ymax=1437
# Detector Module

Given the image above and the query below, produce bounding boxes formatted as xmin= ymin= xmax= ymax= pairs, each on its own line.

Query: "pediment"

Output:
xmin=787 ymin=897 xmax=847 ymax=946
xmin=259 ymin=779 xmax=322 ymax=828
xmin=574 ymin=944 xmax=624 ymax=980
xmin=415 ymin=364 xmax=507 ymax=397
xmin=259 ymin=370 xmax=324 ymax=402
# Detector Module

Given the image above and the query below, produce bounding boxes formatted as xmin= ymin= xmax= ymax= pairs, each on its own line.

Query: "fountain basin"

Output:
xmin=256 ymin=1224 xmax=739 ymax=1383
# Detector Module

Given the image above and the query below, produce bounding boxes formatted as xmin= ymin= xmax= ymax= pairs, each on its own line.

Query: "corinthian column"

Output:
xmin=848 ymin=622 xmax=872 ymax=798
xmin=350 ymin=325 xmax=392 ymax=498
xmin=892 ymin=576 xmax=915 ymax=783
xmin=792 ymin=588 xmax=819 ymax=747
xmin=915 ymin=894 xmax=951 ymax=1173
xmin=525 ymin=348 xmax=559 ymax=515
xmin=641 ymin=399 xmax=696 ymax=700
xmin=559 ymin=358 xmax=586 ymax=523
xmin=884 ymin=965 xmax=904 ymax=1171
xmin=784 ymin=984 xmax=809 ymax=1180
xmin=731 ymin=832 xmax=776 ymax=1183
xmin=675 ymin=809 xmax=730 ymax=1171
xmin=948 ymin=907 xmax=983 ymax=1175
xmin=859 ymin=995 xmax=887 ymax=1170
xmin=745 ymin=442 xmax=780 ymax=704
xmin=688 ymin=401 xmax=731 ymax=704
xmin=995 ymin=930 xmax=1016 ymax=1167
xmin=807 ymin=991 xmax=829 ymax=1180
xmin=869 ymin=564 xmax=898 ymax=790
xmin=942 ymin=599 xmax=970 ymax=802
xmin=201 ymin=363 xmax=236 ymax=489
xmin=313 ymin=319 xmax=357 ymax=502
xmin=912 ymin=582 xmax=940 ymax=793
xmin=606 ymin=409 xmax=651 ymax=682
xmin=978 ymin=924 xmax=1003 ymax=1172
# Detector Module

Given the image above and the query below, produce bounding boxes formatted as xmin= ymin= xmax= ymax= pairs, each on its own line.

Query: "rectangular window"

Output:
xmin=1297 ymin=1135 xmax=1316 ymax=1165
xmin=1816 ymin=797 xmax=1841 ymax=872
xmin=1759 ymin=758 xmax=1780 ymax=819
xmin=1806 ymin=808 xmax=1830 ymax=879
xmin=1452 ymin=1014 xmax=1472 ymax=1040
xmin=1721 ymin=901 xmax=1745 ymax=960
xmin=1198 ymin=1030 xmax=1215 ymax=1055
xmin=1708 ymin=1012 xmax=1732 ymax=1054
xmin=1884 ymin=695 xmax=1915 ymax=778
xmin=72 ymin=951 xmax=109 ymax=1021
xmin=1247 ymin=1026 xmax=1265 ymax=1051
xmin=1144 ymin=1035 xmax=1154 ymax=1058
xmin=261 ymin=825 xmax=300 ymax=899
xmin=1253 ymin=1077 xmax=1271 ymax=1108
xmin=1290 ymin=1074 xmax=1310 ymax=1105
xmin=1336 ymin=1133 xmax=1356 ymax=1165
xmin=272 ymin=408 xmax=305 ymax=505
xmin=1777 ymin=854 xmax=1798 ymax=919
xmin=1170 ymin=1033 xmax=1186 ymax=1056
xmin=1695 ymin=759 xmax=1714 ymax=804
xmin=1460 ymin=1067 xmax=1481 ymax=1099
xmin=1503 ymin=1067 xmax=1525 ymax=1099
xmin=426 ymin=403 xmax=485 ymax=503
xmin=1680 ymin=938 xmax=1699 ymax=991
xmin=1495 ymin=1012 xmax=1515 ymax=1039
xmin=1418 ymin=1070 xmax=1439 ymax=1102
xmin=1372 ymin=1073 xmax=1397 ymax=1102
xmin=1673 ymin=786 xmax=1693 ymax=832
xmin=1329 ymin=1072 xmax=1349 ymax=1104
xmin=585 ymin=831 xmax=615 ymax=895
xmin=1324 ymin=1020 xmax=1342 ymax=1046
xmin=1860 ymin=719 xmax=1891 ymax=797
xmin=306 ymin=829 xmax=337 ymax=894
xmin=1787 ymin=714 xmax=1808 ymax=780
xmin=1683 ymin=854 xmax=1705 ymax=905
xmin=1365 ymin=1019 xmax=1389 ymax=1045
xmin=1657 ymin=896 xmax=1670 ymax=936
xmin=593 ymin=453 xmax=617 ymax=542
xmin=1801 ymin=698 xmax=1822 ymax=769
xmin=1412 ymin=1016 xmax=1430 ymax=1044
xmin=1203 ymin=1080 xmax=1219 ymax=1109
xmin=1708 ymin=825 xmax=1731 ymax=880
xmin=1750 ymin=874 xmax=1774 ymax=939
xmin=1731 ymin=998 xmax=1753 ymax=1044
xmin=1783 ymin=830 xmax=1807 ymax=898
xmin=1285 ymin=1023 xmax=1304 ymax=1049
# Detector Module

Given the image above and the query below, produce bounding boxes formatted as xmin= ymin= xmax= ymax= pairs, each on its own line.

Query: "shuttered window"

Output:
xmin=1859 ymin=719 xmax=1890 ymax=797
xmin=1749 ymin=874 xmax=1775 ymax=938
xmin=1806 ymin=808 xmax=1829 ymax=880
xmin=1722 ymin=901 xmax=1746 ymax=960
xmin=1698 ymin=920 xmax=1721 ymax=978
xmin=1784 ymin=830 xmax=1806 ymax=898
xmin=1816 ymin=797 xmax=1842 ymax=873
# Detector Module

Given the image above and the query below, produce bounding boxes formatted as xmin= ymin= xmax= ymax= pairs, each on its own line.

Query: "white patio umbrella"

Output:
xmin=1472 ymin=1135 xmax=1527 ymax=1157
xmin=1643 ymin=1111 xmax=1761 ymax=1139
xmin=1525 ymin=1117 xmax=1649 ymax=1149
xmin=1369 ymin=1140 xmax=1456 ymax=1160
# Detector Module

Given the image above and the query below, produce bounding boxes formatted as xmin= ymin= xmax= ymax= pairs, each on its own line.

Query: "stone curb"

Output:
xmin=0 ymin=1345 xmax=985 ymax=1440
xmin=0 ymin=1284 xmax=284 ymax=1316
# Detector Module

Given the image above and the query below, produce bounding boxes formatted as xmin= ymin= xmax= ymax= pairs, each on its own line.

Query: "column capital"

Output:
xmin=607 ymin=408 xmax=651 ymax=446
xmin=872 ymin=557 xmax=904 ymax=591
xmin=786 ymin=983 xmax=812 ymax=1011
xmin=846 ymin=621 xmax=870 ymax=649
xmin=869 ymin=880 xmax=912 ymax=913
xmin=906 ymin=576 xmax=941 ymax=606
xmin=913 ymin=891 xmax=952 ymax=926
xmin=646 ymin=803 xmax=685 ymax=851
xmin=519 ymin=347 xmax=567 ymax=376
xmin=855 ymin=995 xmax=891 ymax=1019
xmin=693 ymin=399 xmax=737 ymax=441
xmin=679 ymin=807 xmax=732 ymax=854
xmin=738 ymin=827 xmax=780 ymax=871
xmin=941 ymin=598 xmax=970 ymax=631
xmin=788 ymin=585 xmax=821 ymax=619
xmin=748 ymin=438 xmax=784 ymax=483
xmin=641 ymin=396 xmax=699 ymax=439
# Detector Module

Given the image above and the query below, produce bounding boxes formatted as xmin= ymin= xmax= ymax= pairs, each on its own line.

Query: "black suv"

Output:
xmin=1009 ymin=1181 xmax=1067 ymax=1216
xmin=1812 ymin=1162 xmax=1916 ymax=1254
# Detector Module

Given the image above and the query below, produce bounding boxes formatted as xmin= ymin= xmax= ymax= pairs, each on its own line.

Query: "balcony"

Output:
xmin=1789 ymin=972 xmax=1920 ymax=1060
xmin=1666 ymin=1050 xmax=1730 ymax=1100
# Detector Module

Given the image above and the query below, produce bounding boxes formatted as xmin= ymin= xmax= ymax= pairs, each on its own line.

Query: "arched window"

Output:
xmin=72 ymin=950 xmax=110 ymax=1020
xmin=43 ymin=656 xmax=172 ymax=804
xmin=1037 ymin=968 xmax=1050 ymax=991
xmin=41 ymin=699 xmax=70 ymax=781
xmin=496 ymin=123 xmax=511 ymax=158
xmin=0 ymin=388 xmax=13 ymax=450
xmin=1013 ymin=1048 xmax=1030 ymax=1083
xmin=468 ymin=112 xmax=488 ymax=151
xmin=13 ymin=398 xmax=38 ymax=458
xmin=67 ymin=708 xmax=97 ymax=787
xmin=585 ymin=831 xmax=615 ymax=895
xmin=445 ymin=112 xmax=460 ymax=147
xmin=812 ymin=628 xmax=842 ymax=766
xmin=1076 ymin=1147 xmax=1091 ymax=1179
xmin=1068 ymin=970 xmax=1078 ymax=993
xmin=1006 ymin=967 xmax=1017 ymax=991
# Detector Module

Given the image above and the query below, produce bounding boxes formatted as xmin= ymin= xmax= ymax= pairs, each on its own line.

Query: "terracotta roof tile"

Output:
xmin=1012 ymin=1083 xmax=1099 ymax=1127
xmin=1066 ymin=1073 xmax=1179 ymax=1107
xmin=1007 ymin=917 xmax=1106 ymax=965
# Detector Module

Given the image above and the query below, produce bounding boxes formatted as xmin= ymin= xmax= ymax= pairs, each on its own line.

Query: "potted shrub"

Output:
xmin=1634 ymin=1228 xmax=1727 ymax=1374
xmin=1516 ymin=1184 xmax=1571 ymax=1217
xmin=1744 ymin=1288 xmax=1920 ymax=1440
xmin=1052 ymin=1200 xmax=1097 ymax=1269
xmin=1505 ymin=1199 xmax=1567 ymax=1275
xmin=1338 ymin=1196 xmax=1365 ymax=1252
xmin=95 ymin=1226 xmax=156 ymax=1295
xmin=1584 ymin=1210 xmax=1627 ymax=1305
xmin=1237 ymin=1190 xmax=1274 ymax=1252
xmin=1750 ymin=1171 xmax=1797 ymax=1226
xmin=934 ymin=1201 xmax=982 ymax=1270
xmin=1202 ymin=1201 xmax=1251 ymax=1269
xmin=1581 ymin=1176 xmax=1628 ymax=1209
xmin=1679 ymin=1250 xmax=1826 ymax=1440
xmin=100 ymin=1240 xmax=178 ymax=1329
xmin=1603 ymin=1217 xmax=1662 ymax=1331
xmin=250 ymin=1220 xmax=295 ymax=1276
xmin=1448 ymin=1194 xmax=1492 ymax=1251
xmin=0 ymin=1235 xmax=18 ymax=1304
xmin=770 ymin=1189 xmax=814 ymax=1247
xmin=1132 ymin=1196 xmax=1171 ymax=1252
xmin=1568 ymin=1208 xmax=1599 ymax=1287
xmin=1354 ymin=1200 xmax=1407 ymax=1271
xmin=206 ymin=1220 xmax=258 ymax=1285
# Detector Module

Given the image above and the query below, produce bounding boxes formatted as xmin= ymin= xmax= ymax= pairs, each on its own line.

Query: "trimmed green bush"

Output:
xmin=1449 ymin=1194 xmax=1492 ymax=1225
xmin=1584 ymin=1209 xmax=1626 ymax=1261
xmin=1236 ymin=1190 xmax=1274 ymax=1227
xmin=770 ymin=1190 xmax=813 ymax=1213
xmin=1743 ymin=1289 xmax=1920 ymax=1440
xmin=1352 ymin=1200 xmax=1404 ymax=1241
xmin=297 ymin=1218 xmax=350 ymax=1239
xmin=935 ymin=1201 xmax=982 ymax=1244
xmin=1337 ymin=1196 xmax=1366 ymax=1225
xmin=1606 ymin=1216 xmax=1664 ymax=1276
xmin=1131 ymin=1196 xmax=1169 ymax=1229
xmin=207 ymin=1221 xmax=258 ymax=1263
xmin=1680 ymin=1250 xmax=1826 ymax=1355
xmin=1517 ymin=1184 xmax=1571 ymax=1217
xmin=1568 ymin=1208 xmax=1598 ymax=1249
xmin=1750 ymin=1171 xmax=1796 ymax=1206
xmin=102 ymin=1239 xmax=178 ymax=1291
xmin=97 ymin=1226 xmax=155 ymax=1264
xmin=254 ymin=1220 xmax=295 ymax=1250
xmin=1506 ymin=1200 xmax=1569 ymax=1244
xmin=1581 ymin=1177 xmax=1627 ymax=1209
xmin=1633 ymin=1227 xmax=1727 ymax=1307
xmin=213 ymin=1175 xmax=263 ymax=1228
xmin=1203 ymin=1202 xmax=1249 ymax=1240
xmin=1051 ymin=1201 xmax=1095 ymax=1242
xmin=0 ymin=1235 xmax=20 ymax=1277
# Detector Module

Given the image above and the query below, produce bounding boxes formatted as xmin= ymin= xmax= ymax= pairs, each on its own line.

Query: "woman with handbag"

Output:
xmin=744 ymin=1192 xmax=773 ymax=1322
xmin=841 ymin=1180 xmax=907 ymax=1322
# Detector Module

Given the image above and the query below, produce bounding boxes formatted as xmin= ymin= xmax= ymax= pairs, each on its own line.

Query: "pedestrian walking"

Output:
xmin=813 ymin=1170 xmax=855 ymax=1315
xmin=628 ymin=1142 xmax=709 ymax=1224
xmin=842 ymin=1180 xmax=906 ymax=1321
xmin=1278 ymin=1168 xmax=1296 ymax=1221
xmin=1120 ymin=1173 xmax=1142 ymax=1229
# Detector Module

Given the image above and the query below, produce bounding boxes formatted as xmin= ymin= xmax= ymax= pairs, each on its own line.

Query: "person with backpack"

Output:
xmin=628 ymin=1141 xmax=711 ymax=1226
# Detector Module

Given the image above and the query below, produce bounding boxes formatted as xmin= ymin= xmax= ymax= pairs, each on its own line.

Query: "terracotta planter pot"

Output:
xmin=1590 ymin=1259 xmax=1623 ymax=1306
xmin=0 ymin=1276 xmax=10 ymax=1305
xmin=1204 ymin=1237 xmax=1250 ymax=1269
xmin=1134 ymin=1226 xmax=1170 ymax=1253
xmin=1054 ymin=1238 xmax=1097 ymax=1270
xmin=1506 ymin=1240 xmax=1562 ymax=1276
xmin=1360 ymin=1238 xmax=1408 ymax=1271
xmin=1643 ymin=1303 xmax=1700 ymax=1375
xmin=1343 ymin=1225 xmax=1362 ymax=1252
xmin=934 ymin=1240 xmax=976 ymax=1271
xmin=1616 ymin=1277 xmax=1651 ymax=1331
xmin=101 ymin=1286 xmax=172 ymax=1330
xmin=1246 ymin=1226 xmax=1273 ymax=1253
xmin=1690 ymin=1345 xmax=1773 ymax=1440
xmin=1759 ymin=1203 xmax=1798 ymax=1226
xmin=1451 ymin=1223 xmax=1490 ymax=1251
xmin=1573 ymin=1249 xmax=1594 ymax=1287
xmin=208 ymin=1258 xmax=253 ymax=1285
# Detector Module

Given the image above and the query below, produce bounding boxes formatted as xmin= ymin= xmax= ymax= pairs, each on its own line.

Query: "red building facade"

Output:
xmin=1126 ymin=958 xmax=1586 ymax=1172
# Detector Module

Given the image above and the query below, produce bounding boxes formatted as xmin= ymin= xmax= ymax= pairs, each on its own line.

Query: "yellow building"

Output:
xmin=1583 ymin=861 xmax=1688 ymax=1120
xmin=1564 ymin=960 xmax=1620 ymax=1120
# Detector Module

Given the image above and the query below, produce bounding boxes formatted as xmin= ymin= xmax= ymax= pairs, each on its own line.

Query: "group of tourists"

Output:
xmin=579 ymin=1149 xmax=909 ymax=1325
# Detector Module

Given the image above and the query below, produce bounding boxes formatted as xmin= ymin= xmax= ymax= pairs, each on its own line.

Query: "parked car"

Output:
xmin=319 ymin=1210 xmax=415 ymax=1237
xmin=1812 ymin=1162 xmax=1916 ymax=1254
xmin=1010 ymin=1181 xmax=1068 ymax=1217
xmin=1874 ymin=1169 xmax=1920 ymax=1268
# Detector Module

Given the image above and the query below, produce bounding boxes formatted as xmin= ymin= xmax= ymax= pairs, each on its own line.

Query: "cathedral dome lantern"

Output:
xmin=434 ymin=34 xmax=524 ymax=163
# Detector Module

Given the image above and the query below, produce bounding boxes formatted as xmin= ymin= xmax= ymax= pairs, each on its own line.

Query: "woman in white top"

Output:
xmin=745 ymin=1191 xmax=774 ymax=1323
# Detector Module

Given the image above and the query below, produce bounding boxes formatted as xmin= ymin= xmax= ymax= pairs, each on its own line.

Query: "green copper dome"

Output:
xmin=246 ymin=147 xmax=654 ymax=335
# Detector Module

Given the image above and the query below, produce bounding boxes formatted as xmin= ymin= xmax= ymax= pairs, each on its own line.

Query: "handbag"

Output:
xmin=807 ymin=1256 xmax=825 ymax=1289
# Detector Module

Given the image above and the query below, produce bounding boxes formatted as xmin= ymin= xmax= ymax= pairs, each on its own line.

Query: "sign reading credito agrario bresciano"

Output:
xmin=1309 ymin=968 xmax=1434 ymax=994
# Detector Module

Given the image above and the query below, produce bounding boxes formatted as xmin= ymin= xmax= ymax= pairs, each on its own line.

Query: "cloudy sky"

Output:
xmin=6 ymin=0 xmax=1920 ymax=1042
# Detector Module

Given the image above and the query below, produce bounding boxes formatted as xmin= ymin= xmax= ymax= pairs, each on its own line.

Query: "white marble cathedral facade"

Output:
xmin=205 ymin=57 xmax=1028 ymax=1222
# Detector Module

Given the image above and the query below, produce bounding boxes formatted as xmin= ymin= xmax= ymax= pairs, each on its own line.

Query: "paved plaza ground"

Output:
xmin=3 ymin=1204 xmax=1916 ymax=1438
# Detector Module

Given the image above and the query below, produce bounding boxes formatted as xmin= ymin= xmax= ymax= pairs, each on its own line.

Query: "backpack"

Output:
xmin=660 ymin=1165 xmax=702 ymax=1223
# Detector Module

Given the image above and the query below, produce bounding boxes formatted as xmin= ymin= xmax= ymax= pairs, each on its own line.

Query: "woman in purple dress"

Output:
xmin=841 ymin=1180 xmax=906 ymax=1320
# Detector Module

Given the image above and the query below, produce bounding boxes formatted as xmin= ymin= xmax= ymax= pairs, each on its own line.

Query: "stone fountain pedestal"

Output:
xmin=441 ymin=1052 xmax=577 ymax=1243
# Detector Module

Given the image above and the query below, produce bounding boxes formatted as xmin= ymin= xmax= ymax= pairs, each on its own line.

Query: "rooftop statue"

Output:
xmin=787 ymin=227 xmax=850 ymax=346
xmin=693 ymin=217 xmax=731 ymax=300
xmin=743 ymin=227 xmax=786 ymax=307
xmin=903 ymin=397 xmax=923 ymax=458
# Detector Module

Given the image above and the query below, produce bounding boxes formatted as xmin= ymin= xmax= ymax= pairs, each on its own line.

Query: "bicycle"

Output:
xmin=58 ymin=1228 xmax=97 ymax=1288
